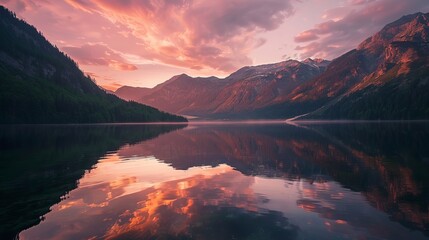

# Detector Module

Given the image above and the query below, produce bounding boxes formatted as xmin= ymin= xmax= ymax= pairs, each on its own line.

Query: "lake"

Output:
xmin=1 ymin=122 xmax=429 ymax=239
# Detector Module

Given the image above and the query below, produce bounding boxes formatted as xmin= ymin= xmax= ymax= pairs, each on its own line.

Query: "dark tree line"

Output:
xmin=0 ymin=6 xmax=186 ymax=123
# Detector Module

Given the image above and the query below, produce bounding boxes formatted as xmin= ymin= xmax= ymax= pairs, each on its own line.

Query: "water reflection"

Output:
xmin=0 ymin=124 xmax=185 ymax=239
xmin=2 ymin=123 xmax=429 ymax=239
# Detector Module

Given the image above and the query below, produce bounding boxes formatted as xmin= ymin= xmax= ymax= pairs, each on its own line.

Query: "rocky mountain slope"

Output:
xmin=0 ymin=6 xmax=186 ymax=123
xmin=287 ymin=12 xmax=429 ymax=120
xmin=117 ymin=12 xmax=429 ymax=120
xmin=115 ymin=59 xmax=330 ymax=118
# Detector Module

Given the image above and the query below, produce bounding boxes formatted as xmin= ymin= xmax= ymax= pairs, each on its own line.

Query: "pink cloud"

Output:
xmin=294 ymin=30 xmax=319 ymax=42
xmin=0 ymin=0 xmax=35 ymax=12
xmin=295 ymin=0 xmax=429 ymax=59
xmin=4 ymin=0 xmax=296 ymax=74
xmin=348 ymin=0 xmax=375 ymax=6
xmin=62 ymin=0 xmax=295 ymax=72
xmin=62 ymin=44 xmax=138 ymax=71
xmin=109 ymin=61 xmax=138 ymax=71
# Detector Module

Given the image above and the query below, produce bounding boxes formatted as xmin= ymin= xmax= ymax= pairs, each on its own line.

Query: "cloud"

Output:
xmin=62 ymin=43 xmax=138 ymax=71
xmin=348 ymin=0 xmax=375 ymax=6
xmin=294 ymin=0 xmax=429 ymax=59
xmin=85 ymin=71 xmax=123 ymax=91
xmin=62 ymin=0 xmax=295 ymax=72
xmin=0 ymin=0 xmax=34 ymax=12
xmin=294 ymin=30 xmax=319 ymax=42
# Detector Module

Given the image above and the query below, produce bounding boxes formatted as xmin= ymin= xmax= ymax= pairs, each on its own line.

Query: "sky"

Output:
xmin=1 ymin=0 xmax=429 ymax=90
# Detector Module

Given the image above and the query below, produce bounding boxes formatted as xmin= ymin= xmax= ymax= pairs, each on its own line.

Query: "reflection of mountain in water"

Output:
xmin=22 ymin=166 xmax=298 ymax=240
xmin=314 ymin=123 xmax=429 ymax=234
xmin=118 ymin=124 xmax=333 ymax=177
xmin=117 ymin=123 xmax=429 ymax=235
xmin=0 ymin=124 xmax=185 ymax=239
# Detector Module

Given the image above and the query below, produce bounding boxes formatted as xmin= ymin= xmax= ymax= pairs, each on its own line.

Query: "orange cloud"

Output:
xmin=109 ymin=61 xmax=138 ymax=71
xmin=294 ymin=30 xmax=319 ymax=42
xmin=63 ymin=0 xmax=295 ymax=72
xmin=62 ymin=43 xmax=138 ymax=71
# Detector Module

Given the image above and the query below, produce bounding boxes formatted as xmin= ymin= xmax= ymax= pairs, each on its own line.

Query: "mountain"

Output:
xmin=114 ymin=86 xmax=151 ymax=102
xmin=0 ymin=6 xmax=186 ymax=123
xmin=276 ymin=12 xmax=429 ymax=120
xmin=116 ymin=12 xmax=429 ymax=120
xmin=115 ymin=59 xmax=330 ymax=118
xmin=121 ymin=74 xmax=226 ymax=116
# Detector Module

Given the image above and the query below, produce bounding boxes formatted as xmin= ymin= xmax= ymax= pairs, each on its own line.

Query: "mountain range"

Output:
xmin=115 ymin=12 xmax=429 ymax=120
xmin=116 ymin=58 xmax=330 ymax=118
xmin=1 ymin=4 xmax=428 ymax=122
xmin=0 ymin=6 xmax=186 ymax=123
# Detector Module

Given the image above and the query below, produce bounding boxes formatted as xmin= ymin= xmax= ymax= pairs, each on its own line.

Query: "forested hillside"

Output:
xmin=0 ymin=6 xmax=186 ymax=123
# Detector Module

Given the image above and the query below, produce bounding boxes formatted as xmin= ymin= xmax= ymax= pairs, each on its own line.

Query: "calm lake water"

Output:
xmin=1 ymin=122 xmax=429 ymax=239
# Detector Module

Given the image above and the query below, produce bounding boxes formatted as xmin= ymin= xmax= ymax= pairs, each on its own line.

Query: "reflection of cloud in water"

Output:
xmin=105 ymin=170 xmax=298 ymax=240
xmin=20 ymin=163 xmax=298 ymax=240
xmin=19 ymin=124 xmax=429 ymax=240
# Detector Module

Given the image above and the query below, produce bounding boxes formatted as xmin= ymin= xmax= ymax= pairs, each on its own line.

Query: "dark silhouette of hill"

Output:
xmin=0 ymin=6 xmax=186 ymax=123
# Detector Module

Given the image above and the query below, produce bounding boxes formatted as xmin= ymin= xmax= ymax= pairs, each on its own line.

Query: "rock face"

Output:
xmin=115 ymin=59 xmax=330 ymax=118
xmin=289 ymin=12 xmax=429 ymax=120
xmin=115 ymin=12 xmax=429 ymax=120
xmin=0 ymin=6 xmax=186 ymax=123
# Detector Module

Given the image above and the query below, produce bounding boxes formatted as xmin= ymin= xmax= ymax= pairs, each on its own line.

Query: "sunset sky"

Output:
xmin=2 ymin=0 xmax=428 ymax=90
